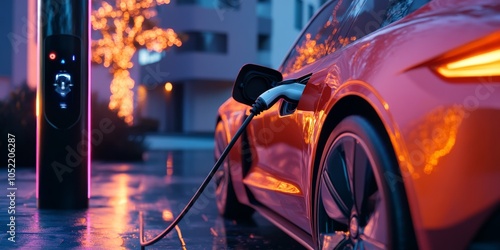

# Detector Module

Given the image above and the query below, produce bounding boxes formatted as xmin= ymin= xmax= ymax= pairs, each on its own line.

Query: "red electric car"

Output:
xmin=214 ymin=0 xmax=500 ymax=249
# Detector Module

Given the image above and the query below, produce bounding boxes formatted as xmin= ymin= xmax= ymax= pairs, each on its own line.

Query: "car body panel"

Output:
xmin=217 ymin=0 xmax=500 ymax=249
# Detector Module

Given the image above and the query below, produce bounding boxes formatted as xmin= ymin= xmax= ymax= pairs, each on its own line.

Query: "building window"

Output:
xmin=218 ymin=0 xmax=241 ymax=10
xmin=257 ymin=34 xmax=270 ymax=51
xmin=177 ymin=0 xmax=240 ymax=10
xmin=308 ymin=4 xmax=315 ymax=20
xmin=295 ymin=0 xmax=303 ymax=30
xmin=138 ymin=49 xmax=165 ymax=66
xmin=177 ymin=31 xmax=228 ymax=54
xmin=257 ymin=0 xmax=271 ymax=17
xmin=257 ymin=34 xmax=271 ymax=66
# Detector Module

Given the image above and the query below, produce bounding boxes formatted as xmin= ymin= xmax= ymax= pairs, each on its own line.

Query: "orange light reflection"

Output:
xmin=166 ymin=151 xmax=173 ymax=176
xmin=243 ymin=169 xmax=302 ymax=195
xmin=282 ymin=0 xmax=356 ymax=74
xmin=406 ymin=106 xmax=464 ymax=175
xmin=103 ymin=173 xmax=130 ymax=247
xmin=162 ymin=210 xmax=174 ymax=221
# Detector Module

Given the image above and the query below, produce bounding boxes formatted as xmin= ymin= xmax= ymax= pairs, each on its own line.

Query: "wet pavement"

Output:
xmin=0 ymin=148 xmax=306 ymax=249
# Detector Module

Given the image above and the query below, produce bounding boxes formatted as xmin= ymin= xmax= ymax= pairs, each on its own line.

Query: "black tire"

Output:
xmin=214 ymin=121 xmax=254 ymax=219
xmin=314 ymin=116 xmax=415 ymax=249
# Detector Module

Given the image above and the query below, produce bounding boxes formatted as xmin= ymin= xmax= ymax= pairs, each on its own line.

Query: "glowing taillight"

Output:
xmin=436 ymin=48 xmax=500 ymax=78
xmin=432 ymin=32 xmax=500 ymax=80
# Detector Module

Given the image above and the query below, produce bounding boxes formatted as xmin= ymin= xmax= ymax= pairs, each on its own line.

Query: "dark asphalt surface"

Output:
xmin=0 ymin=149 xmax=306 ymax=249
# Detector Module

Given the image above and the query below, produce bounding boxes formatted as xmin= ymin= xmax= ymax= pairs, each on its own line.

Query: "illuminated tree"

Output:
xmin=91 ymin=0 xmax=181 ymax=124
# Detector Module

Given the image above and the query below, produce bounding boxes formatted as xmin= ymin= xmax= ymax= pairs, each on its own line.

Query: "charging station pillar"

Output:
xmin=37 ymin=0 xmax=90 ymax=209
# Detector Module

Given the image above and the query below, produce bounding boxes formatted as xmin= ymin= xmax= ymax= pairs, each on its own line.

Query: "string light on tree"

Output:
xmin=91 ymin=0 xmax=182 ymax=124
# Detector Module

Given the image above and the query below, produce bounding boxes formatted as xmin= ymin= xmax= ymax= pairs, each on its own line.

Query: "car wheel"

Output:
xmin=214 ymin=121 xmax=254 ymax=219
xmin=314 ymin=116 xmax=415 ymax=249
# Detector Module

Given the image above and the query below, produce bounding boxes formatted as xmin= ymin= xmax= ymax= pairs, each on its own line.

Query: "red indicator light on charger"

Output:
xmin=49 ymin=52 xmax=56 ymax=60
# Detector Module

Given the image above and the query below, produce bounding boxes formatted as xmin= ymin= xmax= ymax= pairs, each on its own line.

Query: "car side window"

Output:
xmin=341 ymin=0 xmax=391 ymax=42
xmin=280 ymin=0 xmax=431 ymax=75
xmin=326 ymin=0 xmax=431 ymax=49
xmin=280 ymin=0 xmax=352 ymax=75
xmin=383 ymin=0 xmax=430 ymax=26
xmin=408 ymin=0 xmax=431 ymax=14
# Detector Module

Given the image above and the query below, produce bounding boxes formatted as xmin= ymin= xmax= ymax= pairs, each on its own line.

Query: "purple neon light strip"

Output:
xmin=87 ymin=0 xmax=92 ymax=199
xmin=36 ymin=0 xmax=41 ymax=199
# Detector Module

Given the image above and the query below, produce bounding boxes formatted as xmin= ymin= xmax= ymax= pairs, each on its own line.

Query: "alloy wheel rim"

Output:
xmin=317 ymin=133 xmax=388 ymax=249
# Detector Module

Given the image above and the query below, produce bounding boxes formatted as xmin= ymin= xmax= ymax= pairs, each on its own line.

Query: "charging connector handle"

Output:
xmin=251 ymin=83 xmax=305 ymax=115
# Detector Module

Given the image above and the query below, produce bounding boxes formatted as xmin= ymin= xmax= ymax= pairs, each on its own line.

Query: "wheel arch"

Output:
xmin=312 ymin=95 xmax=389 ymax=189
xmin=310 ymin=94 xmax=418 ymax=248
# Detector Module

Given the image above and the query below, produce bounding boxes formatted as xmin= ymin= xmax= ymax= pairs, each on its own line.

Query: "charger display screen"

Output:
xmin=44 ymin=34 xmax=81 ymax=129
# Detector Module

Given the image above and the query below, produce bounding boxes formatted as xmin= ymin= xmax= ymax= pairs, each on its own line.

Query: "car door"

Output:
xmin=243 ymin=0 xmax=354 ymax=233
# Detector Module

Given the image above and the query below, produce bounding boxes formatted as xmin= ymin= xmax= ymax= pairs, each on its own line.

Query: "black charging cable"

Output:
xmin=140 ymin=107 xmax=262 ymax=249
xmin=139 ymin=78 xmax=308 ymax=249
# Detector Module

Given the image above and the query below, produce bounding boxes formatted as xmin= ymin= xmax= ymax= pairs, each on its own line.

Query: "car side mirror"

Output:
xmin=232 ymin=64 xmax=283 ymax=106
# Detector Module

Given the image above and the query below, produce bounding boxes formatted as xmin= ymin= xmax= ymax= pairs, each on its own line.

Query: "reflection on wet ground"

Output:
xmin=0 ymin=150 xmax=305 ymax=249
